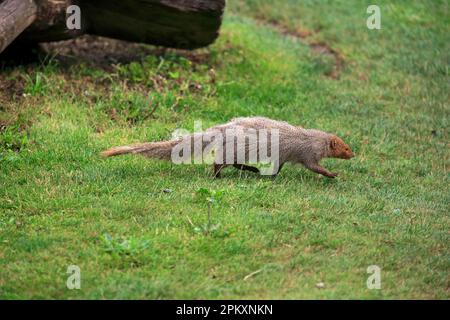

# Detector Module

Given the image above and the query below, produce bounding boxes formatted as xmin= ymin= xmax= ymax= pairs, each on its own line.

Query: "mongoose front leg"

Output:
xmin=233 ymin=164 xmax=260 ymax=174
xmin=305 ymin=163 xmax=338 ymax=178
xmin=274 ymin=162 xmax=285 ymax=176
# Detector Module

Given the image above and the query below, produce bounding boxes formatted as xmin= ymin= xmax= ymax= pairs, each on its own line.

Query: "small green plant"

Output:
xmin=0 ymin=125 xmax=28 ymax=152
xmin=101 ymin=234 xmax=150 ymax=258
xmin=23 ymin=72 xmax=48 ymax=96
xmin=195 ymin=188 xmax=225 ymax=235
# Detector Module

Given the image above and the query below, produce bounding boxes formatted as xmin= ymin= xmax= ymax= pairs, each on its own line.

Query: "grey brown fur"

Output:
xmin=101 ymin=117 xmax=354 ymax=178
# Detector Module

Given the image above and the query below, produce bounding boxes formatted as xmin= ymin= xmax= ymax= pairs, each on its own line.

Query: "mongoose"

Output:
xmin=101 ymin=117 xmax=354 ymax=178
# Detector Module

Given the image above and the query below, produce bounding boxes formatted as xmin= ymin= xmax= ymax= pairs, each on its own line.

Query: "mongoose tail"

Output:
xmin=101 ymin=141 xmax=177 ymax=160
xmin=101 ymin=146 xmax=136 ymax=157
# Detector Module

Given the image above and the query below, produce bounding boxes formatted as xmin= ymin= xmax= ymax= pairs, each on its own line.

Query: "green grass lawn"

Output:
xmin=0 ymin=0 xmax=448 ymax=299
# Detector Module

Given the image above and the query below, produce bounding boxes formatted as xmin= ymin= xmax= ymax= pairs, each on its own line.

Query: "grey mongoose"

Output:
xmin=101 ymin=117 xmax=355 ymax=178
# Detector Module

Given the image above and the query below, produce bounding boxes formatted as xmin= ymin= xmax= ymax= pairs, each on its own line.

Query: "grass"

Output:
xmin=0 ymin=0 xmax=448 ymax=299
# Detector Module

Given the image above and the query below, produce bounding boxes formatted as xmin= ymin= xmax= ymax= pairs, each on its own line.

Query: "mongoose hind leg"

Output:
xmin=305 ymin=163 xmax=338 ymax=178
xmin=213 ymin=164 xmax=227 ymax=178
xmin=233 ymin=164 xmax=259 ymax=174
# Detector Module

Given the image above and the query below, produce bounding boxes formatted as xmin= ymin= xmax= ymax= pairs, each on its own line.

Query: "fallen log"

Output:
xmin=0 ymin=0 xmax=37 ymax=53
xmin=0 ymin=0 xmax=225 ymax=54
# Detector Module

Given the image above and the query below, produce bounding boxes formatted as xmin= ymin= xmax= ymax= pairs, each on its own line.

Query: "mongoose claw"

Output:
xmin=329 ymin=172 xmax=339 ymax=178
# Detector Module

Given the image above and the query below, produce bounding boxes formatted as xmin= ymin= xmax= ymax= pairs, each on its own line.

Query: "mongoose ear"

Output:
xmin=330 ymin=138 xmax=337 ymax=150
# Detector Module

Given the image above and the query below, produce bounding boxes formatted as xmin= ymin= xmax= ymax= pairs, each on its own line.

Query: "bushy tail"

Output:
xmin=101 ymin=140 xmax=178 ymax=160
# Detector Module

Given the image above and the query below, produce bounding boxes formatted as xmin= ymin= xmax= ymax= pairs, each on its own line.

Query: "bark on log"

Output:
xmin=81 ymin=0 xmax=225 ymax=49
xmin=20 ymin=0 xmax=85 ymax=43
xmin=0 ymin=0 xmax=225 ymax=54
xmin=0 ymin=0 xmax=37 ymax=53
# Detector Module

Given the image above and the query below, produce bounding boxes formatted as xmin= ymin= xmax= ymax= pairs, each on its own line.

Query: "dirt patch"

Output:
xmin=264 ymin=19 xmax=313 ymax=39
xmin=40 ymin=35 xmax=212 ymax=70
xmin=0 ymin=76 xmax=24 ymax=102
xmin=309 ymin=42 xmax=345 ymax=79
xmin=262 ymin=19 xmax=345 ymax=79
xmin=41 ymin=35 xmax=155 ymax=68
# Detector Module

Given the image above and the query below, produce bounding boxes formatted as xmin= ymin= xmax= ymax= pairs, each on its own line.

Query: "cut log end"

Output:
xmin=0 ymin=0 xmax=38 ymax=53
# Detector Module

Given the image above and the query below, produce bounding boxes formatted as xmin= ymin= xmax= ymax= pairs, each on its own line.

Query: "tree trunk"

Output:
xmin=0 ymin=0 xmax=225 ymax=54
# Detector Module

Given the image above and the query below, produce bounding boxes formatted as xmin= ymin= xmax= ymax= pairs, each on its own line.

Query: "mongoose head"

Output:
xmin=329 ymin=136 xmax=354 ymax=159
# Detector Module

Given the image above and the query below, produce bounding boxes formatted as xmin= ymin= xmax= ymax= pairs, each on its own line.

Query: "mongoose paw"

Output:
xmin=328 ymin=172 xmax=339 ymax=178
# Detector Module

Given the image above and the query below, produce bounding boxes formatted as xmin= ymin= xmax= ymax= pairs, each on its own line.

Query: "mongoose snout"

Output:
xmin=329 ymin=135 xmax=355 ymax=159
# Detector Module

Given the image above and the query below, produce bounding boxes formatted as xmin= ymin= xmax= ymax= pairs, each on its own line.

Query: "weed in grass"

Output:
xmin=23 ymin=73 xmax=48 ymax=96
xmin=0 ymin=125 xmax=28 ymax=152
xmin=101 ymin=233 xmax=151 ymax=258
xmin=194 ymin=188 xmax=226 ymax=236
